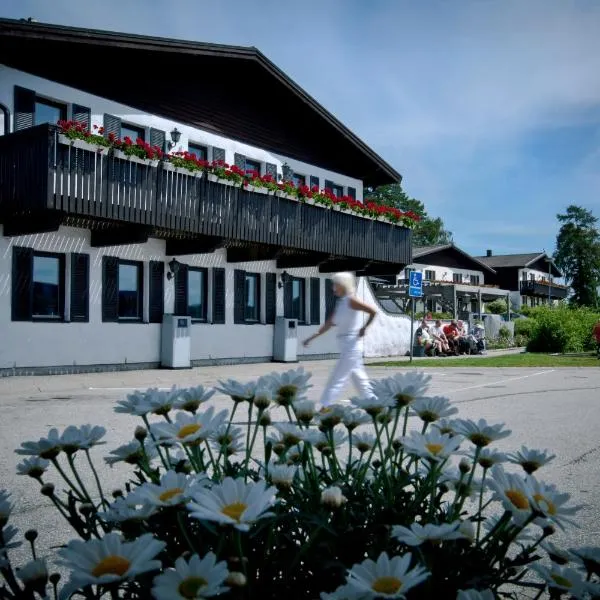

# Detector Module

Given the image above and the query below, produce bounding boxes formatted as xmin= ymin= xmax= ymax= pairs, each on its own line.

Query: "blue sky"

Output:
xmin=2 ymin=0 xmax=600 ymax=256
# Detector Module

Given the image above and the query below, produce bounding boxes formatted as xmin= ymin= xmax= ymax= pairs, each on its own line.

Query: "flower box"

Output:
xmin=163 ymin=163 xmax=203 ymax=177
xmin=113 ymin=148 xmax=159 ymax=167
xmin=246 ymin=184 xmax=269 ymax=195
xmin=58 ymin=134 xmax=106 ymax=154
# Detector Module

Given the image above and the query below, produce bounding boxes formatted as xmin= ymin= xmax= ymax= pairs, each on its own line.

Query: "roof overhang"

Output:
xmin=412 ymin=244 xmax=497 ymax=274
xmin=525 ymin=254 xmax=563 ymax=278
xmin=0 ymin=18 xmax=401 ymax=187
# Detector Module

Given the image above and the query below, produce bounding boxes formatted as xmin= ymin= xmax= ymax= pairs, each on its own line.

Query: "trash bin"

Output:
xmin=273 ymin=317 xmax=298 ymax=362
xmin=412 ymin=345 xmax=425 ymax=358
xmin=161 ymin=315 xmax=192 ymax=368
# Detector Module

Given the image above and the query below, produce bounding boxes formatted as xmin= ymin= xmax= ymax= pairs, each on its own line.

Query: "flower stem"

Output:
xmin=476 ymin=468 xmax=488 ymax=542
xmin=50 ymin=456 xmax=86 ymax=501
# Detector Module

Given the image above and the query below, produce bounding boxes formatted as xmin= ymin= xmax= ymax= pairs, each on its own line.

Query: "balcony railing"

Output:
xmin=520 ymin=280 xmax=568 ymax=299
xmin=0 ymin=125 xmax=411 ymax=265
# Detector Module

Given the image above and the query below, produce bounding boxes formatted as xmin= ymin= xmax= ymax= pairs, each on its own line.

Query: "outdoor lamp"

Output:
xmin=278 ymin=271 xmax=290 ymax=289
xmin=282 ymin=163 xmax=293 ymax=182
xmin=167 ymin=128 xmax=182 ymax=150
xmin=167 ymin=258 xmax=180 ymax=280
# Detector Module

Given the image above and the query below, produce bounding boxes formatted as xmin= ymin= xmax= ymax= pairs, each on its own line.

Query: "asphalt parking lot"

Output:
xmin=1 ymin=361 xmax=599 ymax=568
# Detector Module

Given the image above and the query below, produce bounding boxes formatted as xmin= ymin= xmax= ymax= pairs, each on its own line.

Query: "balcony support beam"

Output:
xmin=276 ymin=251 xmax=329 ymax=269
xmin=319 ymin=257 xmax=370 ymax=273
xmin=90 ymin=225 xmax=152 ymax=247
xmin=226 ymin=244 xmax=282 ymax=263
xmin=166 ymin=236 xmax=224 ymax=256
xmin=2 ymin=211 xmax=64 ymax=237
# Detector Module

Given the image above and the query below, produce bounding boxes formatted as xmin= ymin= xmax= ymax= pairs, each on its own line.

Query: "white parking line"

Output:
xmin=450 ymin=370 xmax=554 ymax=393
xmin=88 ymin=387 xmax=172 ymax=391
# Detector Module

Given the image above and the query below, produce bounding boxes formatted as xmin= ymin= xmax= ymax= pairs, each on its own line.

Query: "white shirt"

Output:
xmin=333 ymin=295 xmax=362 ymax=336
xmin=430 ymin=326 xmax=445 ymax=339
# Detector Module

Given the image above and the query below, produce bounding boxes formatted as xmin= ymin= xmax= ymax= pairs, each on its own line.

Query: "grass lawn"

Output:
xmin=370 ymin=352 xmax=600 ymax=368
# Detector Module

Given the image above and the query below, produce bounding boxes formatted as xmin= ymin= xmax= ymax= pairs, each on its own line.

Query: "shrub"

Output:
xmin=498 ymin=325 xmax=511 ymax=339
xmin=485 ymin=299 xmax=507 ymax=315
xmin=514 ymin=318 xmax=535 ymax=339
xmin=1 ymin=369 xmax=599 ymax=599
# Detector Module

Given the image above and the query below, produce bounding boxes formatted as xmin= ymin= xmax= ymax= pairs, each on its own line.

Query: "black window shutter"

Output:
xmin=265 ymin=273 xmax=276 ymax=324
xmin=212 ymin=147 xmax=226 ymax=162
xmin=102 ymin=256 xmax=119 ymax=322
xmin=347 ymin=186 xmax=356 ymax=200
xmin=149 ymin=261 xmax=165 ymax=323
xmin=72 ymin=104 xmax=91 ymax=129
xmin=265 ymin=163 xmax=277 ymax=179
xmin=283 ymin=280 xmax=293 ymax=319
xmin=14 ymin=86 xmax=35 ymax=131
xmin=234 ymin=153 xmax=246 ymax=171
xmin=324 ymin=179 xmax=334 ymax=192
xmin=103 ymin=114 xmax=121 ymax=140
xmin=212 ymin=268 xmax=226 ymax=324
xmin=234 ymin=269 xmax=246 ymax=324
xmin=174 ymin=264 xmax=189 ymax=315
xmin=310 ymin=277 xmax=320 ymax=325
xmin=150 ymin=128 xmax=166 ymax=153
xmin=310 ymin=175 xmax=320 ymax=189
xmin=70 ymin=253 xmax=89 ymax=323
xmin=325 ymin=278 xmax=336 ymax=321
xmin=11 ymin=246 xmax=33 ymax=321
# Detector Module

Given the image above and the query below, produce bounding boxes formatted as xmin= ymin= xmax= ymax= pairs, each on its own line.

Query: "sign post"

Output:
xmin=408 ymin=271 xmax=423 ymax=364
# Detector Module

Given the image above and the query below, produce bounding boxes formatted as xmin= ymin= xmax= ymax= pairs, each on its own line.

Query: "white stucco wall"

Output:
xmin=404 ymin=263 xmax=486 ymax=285
xmin=0 ymin=65 xmax=363 ymax=200
xmin=518 ymin=267 xmax=554 ymax=284
xmin=0 ymin=225 xmax=341 ymax=369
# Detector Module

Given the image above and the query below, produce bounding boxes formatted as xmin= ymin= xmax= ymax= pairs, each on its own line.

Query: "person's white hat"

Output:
xmin=475 ymin=324 xmax=484 ymax=329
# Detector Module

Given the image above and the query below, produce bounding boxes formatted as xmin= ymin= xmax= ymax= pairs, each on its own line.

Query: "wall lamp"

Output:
xmin=281 ymin=162 xmax=293 ymax=182
xmin=278 ymin=270 xmax=290 ymax=289
xmin=167 ymin=127 xmax=182 ymax=150
xmin=167 ymin=258 xmax=180 ymax=280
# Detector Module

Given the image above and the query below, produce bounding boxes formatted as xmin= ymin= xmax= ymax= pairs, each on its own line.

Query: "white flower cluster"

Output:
xmin=1 ymin=368 xmax=598 ymax=599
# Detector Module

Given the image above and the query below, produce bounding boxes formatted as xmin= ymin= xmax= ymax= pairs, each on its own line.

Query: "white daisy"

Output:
xmin=293 ymin=399 xmax=317 ymax=424
xmin=530 ymin=563 xmax=588 ymax=596
xmin=343 ymin=409 xmax=371 ymax=431
xmin=507 ymin=446 xmax=556 ymax=474
xmin=432 ymin=418 xmax=458 ymax=436
xmin=467 ymin=447 xmax=508 ymax=470
xmin=452 ymin=419 xmax=511 ymax=447
xmin=316 ymin=404 xmax=349 ymax=428
xmin=174 ymin=385 xmax=215 ymax=413
xmin=351 ymin=395 xmax=394 ymax=417
xmin=150 ymin=407 xmax=227 ymax=446
xmin=400 ymin=428 xmax=463 ymax=462
xmin=16 ymin=558 xmax=48 ymax=588
xmin=57 ymin=532 xmax=165 ymax=588
xmin=272 ymin=423 xmax=306 ymax=447
xmin=105 ymin=440 xmax=157 ymax=466
xmin=410 ymin=396 xmax=458 ymax=423
xmin=129 ymin=471 xmax=205 ymax=508
xmin=0 ymin=490 xmax=14 ymax=525
xmin=60 ymin=424 xmax=107 ymax=454
xmin=353 ymin=431 xmax=376 ymax=453
xmin=115 ymin=390 xmax=152 ymax=416
xmin=98 ymin=497 xmax=157 ymax=524
xmin=15 ymin=428 xmax=62 ymax=459
xmin=487 ymin=465 xmax=534 ymax=525
xmin=268 ymin=464 xmax=298 ymax=489
xmin=16 ymin=456 xmax=50 ymax=479
xmin=371 ymin=371 xmax=432 ymax=408
xmin=187 ymin=477 xmax=277 ymax=532
xmin=152 ymin=552 xmax=229 ymax=599
xmin=541 ymin=541 xmax=573 ymax=565
xmin=392 ymin=521 xmax=467 ymax=546
xmin=215 ymin=379 xmax=257 ymax=404
xmin=321 ymin=486 xmax=347 ymax=508
xmin=345 ymin=551 xmax=429 ymax=598
xmin=456 ymin=590 xmax=495 ymax=600
xmin=569 ymin=546 xmax=600 ymax=575
xmin=269 ymin=367 xmax=312 ymax=406
xmin=528 ymin=477 xmax=581 ymax=530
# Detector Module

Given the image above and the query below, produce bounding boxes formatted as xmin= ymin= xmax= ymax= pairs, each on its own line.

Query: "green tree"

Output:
xmin=554 ymin=205 xmax=600 ymax=307
xmin=365 ymin=183 xmax=452 ymax=246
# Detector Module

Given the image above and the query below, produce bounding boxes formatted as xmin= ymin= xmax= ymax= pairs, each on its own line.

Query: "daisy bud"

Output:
xmin=112 ymin=489 xmax=123 ymax=499
xmin=392 ymin=439 xmax=403 ymax=451
xmin=458 ymin=519 xmax=475 ymax=542
xmin=254 ymin=392 xmax=272 ymax=410
xmin=543 ymin=525 xmax=556 ymax=537
xmin=273 ymin=443 xmax=286 ymax=456
xmin=49 ymin=573 xmax=61 ymax=585
xmin=24 ymin=529 xmax=38 ymax=542
xmin=226 ymin=571 xmax=247 ymax=587
xmin=79 ymin=503 xmax=94 ymax=516
xmin=41 ymin=483 xmax=55 ymax=497
xmin=259 ymin=412 xmax=272 ymax=426
xmin=134 ymin=426 xmax=147 ymax=441
xmin=320 ymin=486 xmax=347 ymax=509
xmin=459 ymin=459 xmax=471 ymax=474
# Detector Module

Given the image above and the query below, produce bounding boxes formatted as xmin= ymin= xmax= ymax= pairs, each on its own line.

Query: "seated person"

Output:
xmin=415 ymin=321 xmax=435 ymax=355
xmin=430 ymin=320 xmax=452 ymax=355
xmin=455 ymin=320 xmax=471 ymax=354
xmin=443 ymin=320 xmax=461 ymax=355
xmin=471 ymin=323 xmax=486 ymax=354
xmin=593 ymin=318 xmax=600 ymax=358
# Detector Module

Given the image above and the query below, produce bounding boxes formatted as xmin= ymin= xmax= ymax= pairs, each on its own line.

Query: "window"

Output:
xmin=470 ymin=274 xmax=480 ymax=285
xmin=424 ymin=270 xmax=435 ymax=281
xmin=118 ymin=262 xmax=143 ymax=319
xmin=188 ymin=143 xmax=208 ymax=161
xmin=453 ymin=273 xmax=463 ymax=283
xmin=34 ymin=97 xmax=67 ymax=126
xmin=284 ymin=277 xmax=306 ymax=323
xmin=329 ymin=183 xmax=344 ymax=197
xmin=292 ymin=173 xmax=306 ymax=188
xmin=245 ymin=159 xmax=261 ymax=175
xmin=244 ymin=273 xmax=260 ymax=322
xmin=188 ymin=268 xmax=208 ymax=321
xmin=32 ymin=254 xmax=62 ymax=317
xmin=121 ymin=123 xmax=145 ymax=142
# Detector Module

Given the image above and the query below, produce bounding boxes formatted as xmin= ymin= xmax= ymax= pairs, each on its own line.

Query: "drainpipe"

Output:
xmin=0 ymin=103 xmax=10 ymax=136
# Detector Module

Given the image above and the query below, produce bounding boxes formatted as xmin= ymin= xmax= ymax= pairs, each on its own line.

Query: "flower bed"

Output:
xmin=1 ymin=369 xmax=598 ymax=599
xmin=57 ymin=121 xmax=419 ymax=228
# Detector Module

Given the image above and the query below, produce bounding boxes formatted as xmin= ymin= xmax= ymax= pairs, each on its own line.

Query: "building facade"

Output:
xmin=0 ymin=19 xmax=412 ymax=375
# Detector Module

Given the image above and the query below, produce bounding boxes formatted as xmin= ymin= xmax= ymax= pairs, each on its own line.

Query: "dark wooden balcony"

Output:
xmin=0 ymin=125 xmax=410 ymax=273
xmin=520 ymin=280 xmax=568 ymax=299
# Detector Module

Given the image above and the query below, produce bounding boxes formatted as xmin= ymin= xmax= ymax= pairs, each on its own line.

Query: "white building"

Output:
xmin=0 ymin=19 xmax=414 ymax=375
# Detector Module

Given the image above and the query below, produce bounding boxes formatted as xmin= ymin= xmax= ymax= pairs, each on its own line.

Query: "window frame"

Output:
xmin=453 ymin=273 xmax=463 ymax=283
xmin=120 ymin=122 xmax=145 ymax=142
xmin=292 ymin=172 xmax=306 ymax=188
xmin=188 ymin=142 xmax=208 ymax=162
xmin=31 ymin=251 xmax=65 ymax=321
xmin=33 ymin=96 xmax=67 ymax=127
xmin=329 ymin=183 xmax=344 ymax=197
xmin=245 ymin=158 xmax=262 ymax=175
xmin=424 ymin=270 xmax=435 ymax=281
xmin=117 ymin=259 xmax=144 ymax=322
xmin=290 ymin=276 xmax=306 ymax=324
xmin=470 ymin=274 xmax=480 ymax=285
xmin=187 ymin=266 xmax=209 ymax=323
xmin=244 ymin=272 xmax=261 ymax=323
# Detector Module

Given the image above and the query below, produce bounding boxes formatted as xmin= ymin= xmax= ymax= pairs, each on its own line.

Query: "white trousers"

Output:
xmin=319 ymin=335 xmax=374 ymax=407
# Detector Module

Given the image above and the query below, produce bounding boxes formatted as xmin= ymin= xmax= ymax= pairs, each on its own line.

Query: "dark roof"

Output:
xmin=475 ymin=252 xmax=562 ymax=277
xmin=0 ymin=18 xmax=401 ymax=187
xmin=412 ymin=244 xmax=497 ymax=274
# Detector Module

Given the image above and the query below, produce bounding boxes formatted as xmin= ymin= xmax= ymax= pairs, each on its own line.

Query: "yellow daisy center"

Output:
xmin=92 ymin=555 xmax=131 ymax=578
xmin=372 ymin=576 xmax=402 ymax=594
xmin=505 ymin=489 xmax=530 ymax=510
xmin=159 ymin=487 xmax=184 ymax=502
xmin=394 ymin=393 xmax=413 ymax=407
xmin=221 ymin=501 xmax=248 ymax=522
xmin=469 ymin=433 xmax=491 ymax=447
xmin=533 ymin=493 xmax=556 ymax=515
xmin=425 ymin=443 xmax=443 ymax=455
xmin=551 ymin=574 xmax=572 ymax=588
xmin=177 ymin=424 xmax=201 ymax=439
xmin=178 ymin=576 xmax=208 ymax=598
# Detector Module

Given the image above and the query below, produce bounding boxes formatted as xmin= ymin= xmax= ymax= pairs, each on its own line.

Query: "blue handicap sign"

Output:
xmin=409 ymin=271 xmax=423 ymax=297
